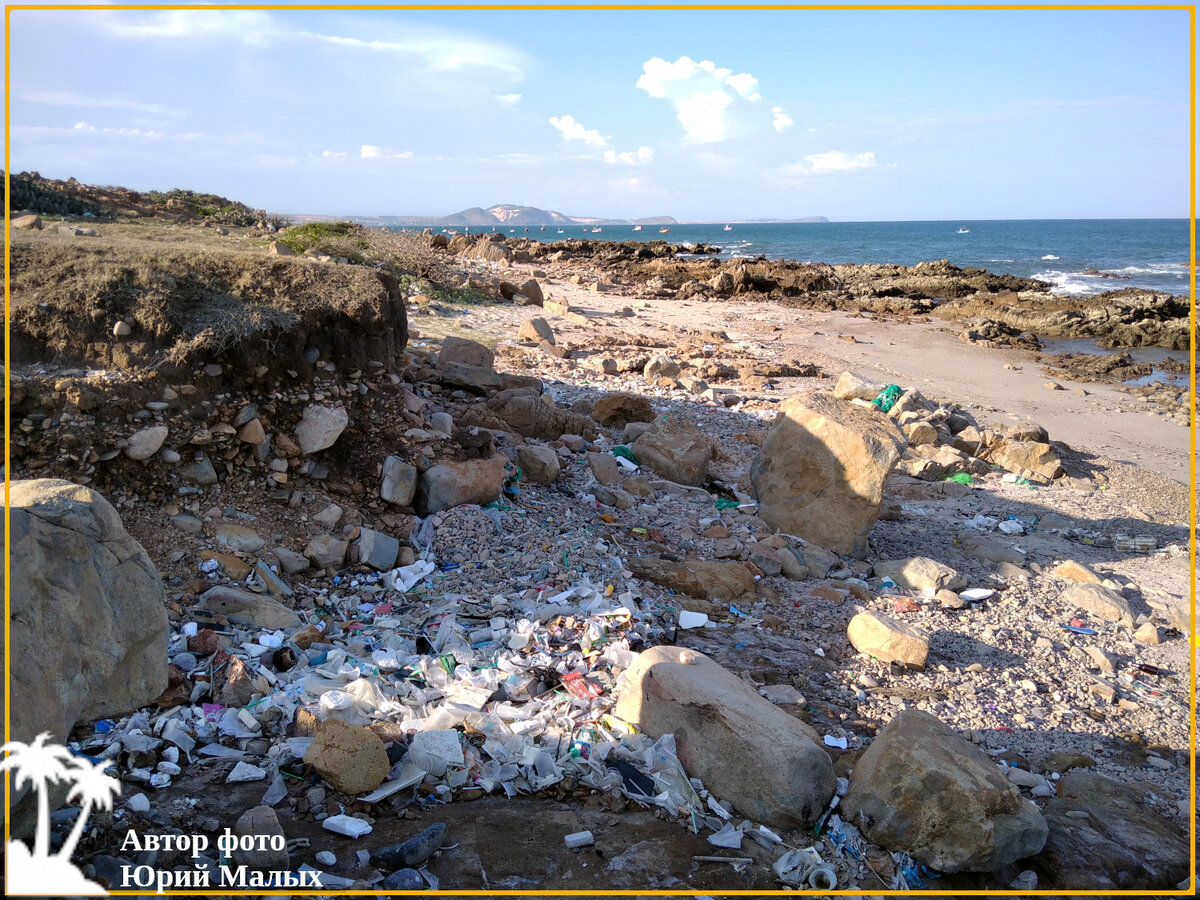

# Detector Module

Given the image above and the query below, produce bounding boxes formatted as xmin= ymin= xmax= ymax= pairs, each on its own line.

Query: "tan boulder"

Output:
xmin=614 ymin=646 xmax=834 ymax=828
xmin=988 ymin=439 xmax=1063 ymax=483
xmin=832 ymin=371 xmax=882 ymax=401
xmin=1062 ymin=582 xmax=1134 ymax=627
xmin=1053 ymin=560 xmax=1102 ymax=584
xmin=847 ymin=610 xmax=930 ymax=668
xmin=440 ymin=336 xmax=494 ymax=368
xmin=199 ymin=586 xmax=302 ymax=629
xmin=516 ymin=445 xmax=561 ymax=485
xmin=488 ymin=392 xmax=596 ymax=441
xmin=304 ymin=717 xmax=390 ymax=795
xmin=591 ymin=392 xmax=655 ymax=428
xmin=631 ymin=415 xmax=715 ymax=486
xmin=517 ymin=317 xmax=555 ymax=344
xmin=842 ymin=710 xmax=1048 ymax=872
xmin=627 ymin=556 xmax=755 ymax=606
xmin=750 ymin=392 xmax=906 ymax=557
xmin=416 ymin=456 xmax=508 ymax=514
xmin=873 ymin=556 xmax=967 ymax=592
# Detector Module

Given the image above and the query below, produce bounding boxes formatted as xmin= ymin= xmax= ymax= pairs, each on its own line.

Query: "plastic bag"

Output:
xmin=872 ymin=384 xmax=903 ymax=413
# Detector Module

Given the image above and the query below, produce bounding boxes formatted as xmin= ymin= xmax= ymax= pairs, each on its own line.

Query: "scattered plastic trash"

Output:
xmin=564 ymin=830 xmax=595 ymax=849
xmin=871 ymin=384 xmax=903 ymax=413
xmin=959 ymin=588 xmax=995 ymax=602
xmin=707 ymin=822 xmax=743 ymax=849
xmin=998 ymin=520 xmax=1024 ymax=535
xmin=823 ymin=734 xmax=849 ymax=750
xmin=945 ymin=473 xmax=973 ymax=485
xmin=1064 ymin=625 xmax=1098 ymax=635
xmin=610 ymin=445 xmax=639 ymax=465
xmin=322 ymin=814 xmax=373 ymax=838
xmin=1114 ymin=534 xmax=1157 ymax=552
xmin=679 ymin=610 xmax=709 ymax=629
xmin=714 ymin=498 xmax=741 ymax=510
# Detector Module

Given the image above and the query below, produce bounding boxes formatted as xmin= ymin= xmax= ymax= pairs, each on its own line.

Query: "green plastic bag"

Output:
xmin=714 ymin=498 xmax=740 ymax=510
xmin=872 ymin=384 xmax=903 ymax=413
xmin=611 ymin=445 xmax=639 ymax=464
xmin=946 ymin=473 xmax=973 ymax=485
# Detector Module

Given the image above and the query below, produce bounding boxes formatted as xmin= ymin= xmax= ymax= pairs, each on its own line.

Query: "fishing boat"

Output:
xmin=633 ymin=225 xmax=642 ymax=232
xmin=591 ymin=227 xmax=602 ymax=233
xmin=659 ymin=227 xmax=670 ymax=234
xmin=556 ymin=228 xmax=564 ymax=234
xmin=956 ymin=226 xmax=970 ymax=233
xmin=724 ymin=225 xmax=733 ymax=231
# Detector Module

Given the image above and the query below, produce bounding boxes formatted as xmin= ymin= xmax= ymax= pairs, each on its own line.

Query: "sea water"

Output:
xmin=470 ymin=218 xmax=1191 ymax=298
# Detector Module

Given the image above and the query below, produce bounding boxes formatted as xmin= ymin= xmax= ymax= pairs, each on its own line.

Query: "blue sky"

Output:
xmin=5 ymin=8 xmax=1191 ymax=221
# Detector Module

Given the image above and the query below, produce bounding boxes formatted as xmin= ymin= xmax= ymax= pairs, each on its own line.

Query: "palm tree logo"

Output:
xmin=2 ymin=731 xmax=118 ymax=895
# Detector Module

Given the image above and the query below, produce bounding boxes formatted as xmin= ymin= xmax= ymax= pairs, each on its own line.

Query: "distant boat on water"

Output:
xmin=957 ymin=226 xmax=970 ymax=233
xmin=724 ymin=225 xmax=733 ymax=231
xmin=633 ymin=225 xmax=642 ymax=231
xmin=659 ymin=227 xmax=670 ymax=234
xmin=557 ymin=228 xmax=564 ymax=234
xmin=591 ymin=227 xmax=602 ymax=233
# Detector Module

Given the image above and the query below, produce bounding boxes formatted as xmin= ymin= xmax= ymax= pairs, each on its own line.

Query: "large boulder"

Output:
xmin=631 ymin=415 xmax=715 ymax=486
xmin=1061 ymin=582 xmax=1134 ymax=627
xmin=872 ymin=557 xmax=966 ymax=592
xmin=750 ymin=392 xmax=906 ymax=557
xmin=591 ymin=392 xmax=655 ymax=428
xmin=441 ymin=362 xmax=542 ymax=395
xmin=516 ymin=445 xmax=561 ymax=485
xmin=517 ymin=317 xmax=555 ymax=344
xmin=627 ymin=557 xmax=755 ymax=606
xmin=293 ymin=404 xmax=348 ymax=455
xmin=303 ymin=717 xmax=390 ymax=795
xmin=199 ymin=586 xmax=302 ymax=629
xmin=488 ymin=392 xmax=595 ymax=441
xmin=842 ymin=710 xmax=1048 ymax=872
xmin=847 ymin=610 xmax=930 ymax=668
xmin=987 ymin=439 xmax=1063 ymax=484
xmin=1028 ymin=771 xmax=1190 ymax=889
xmin=417 ymin=456 xmax=508 ymax=514
xmin=380 ymin=456 xmax=418 ymax=507
xmin=439 ymin=336 xmax=494 ymax=368
xmin=615 ymin=646 xmax=835 ymax=829
xmin=8 ymin=479 xmax=168 ymax=741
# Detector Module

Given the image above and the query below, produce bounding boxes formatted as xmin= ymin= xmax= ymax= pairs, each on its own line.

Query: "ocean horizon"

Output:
xmin=396 ymin=217 xmax=1191 ymax=298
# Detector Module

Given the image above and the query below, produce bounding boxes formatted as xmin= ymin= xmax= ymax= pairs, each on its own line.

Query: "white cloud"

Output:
xmin=99 ymin=12 xmax=527 ymax=81
xmin=361 ymin=144 xmax=412 ymax=159
xmin=724 ymin=72 xmax=761 ymax=101
xmin=548 ymin=114 xmax=608 ymax=147
xmin=71 ymin=120 xmax=164 ymax=138
xmin=321 ymin=150 xmax=348 ymax=159
xmin=21 ymin=89 xmax=186 ymax=117
xmin=102 ymin=10 xmax=277 ymax=44
xmin=784 ymin=151 xmax=878 ymax=176
xmin=603 ymin=146 xmax=654 ymax=166
xmin=494 ymin=93 xmax=521 ymax=107
xmin=772 ymin=106 xmax=793 ymax=132
xmin=636 ymin=56 xmax=762 ymax=143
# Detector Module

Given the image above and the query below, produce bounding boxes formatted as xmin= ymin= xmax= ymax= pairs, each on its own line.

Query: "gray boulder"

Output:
xmin=8 ymin=479 xmax=168 ymax=741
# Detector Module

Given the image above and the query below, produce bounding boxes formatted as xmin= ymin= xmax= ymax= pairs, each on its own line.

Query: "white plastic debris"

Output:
xmin=707 ymin=822 xmax=743 ymax=849
xmin=226 ymin=761 xmax=267 ymax=783
xmin=959 ymin=588 xmax=995 ymax=602
xmin=322 ymin=815 xmax=373 ymax=838
xmin=998 ymin=519 xmax=1024 ymax=535
xmin=564 ymin=830 xmax=594 ymax=849
xmin=823 ymin=734 xmax=848 ymax=750
xmin=383 ymin=559 xmax=437 ymax=592
xmin=678 ymin=610 xmax=709 ymax=629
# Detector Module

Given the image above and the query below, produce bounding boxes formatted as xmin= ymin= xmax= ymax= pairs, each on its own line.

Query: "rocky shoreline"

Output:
xmin=6 ymin=205 xmax=1194 ymax=894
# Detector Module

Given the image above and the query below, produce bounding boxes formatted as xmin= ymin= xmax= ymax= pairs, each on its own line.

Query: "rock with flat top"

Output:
xmin=832 ymin=371 xmax=882 ymax=401
xmin=516 ymin=445 xmax=560 ymax=485
xmin=627 ymin=556 xmax=755 ymax=607
xmin=632 ymin=415 xmax=715 ymax=486
xmin=416 ymin=456 xmax=507 ymax=514
xmin=1062 ymin=582 xmax=1134 ymax=627
xmin=381 ymin=456 xmax=418 ymax=507
xmin=199 ymin=586 xmax=301 ymax=629
xmin=125 ymin=426 xmax=168 ymax=461
xmin=440 ymin=336 xmax=494 ymax=368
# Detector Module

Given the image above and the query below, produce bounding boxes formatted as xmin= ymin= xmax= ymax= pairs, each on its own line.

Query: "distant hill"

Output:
xmin=350 ymin=204 xmax=679 ymax=228
xmin=340 ymin=205 xmax=829 ymax=228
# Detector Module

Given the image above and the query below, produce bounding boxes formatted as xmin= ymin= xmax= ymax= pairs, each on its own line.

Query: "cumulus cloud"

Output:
xmin=636 ymin=56 xmax=763 ymax=143
xmin=548 ymin=114 xmax=608 ymax=147
xmin=361 ymin=144 xmax=412 ymax=159
xmin=784 ymin=151 xmax=878 ymax=176
xmin=772 ymin=106 xmax=793 ymax=132
xmin=494 ymin=93 xmax=521 ymax=106
xmin=321 ymin=149 xmax=348 ymax=159
xmin=603 ymin=146 xmax=654 ymax=166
